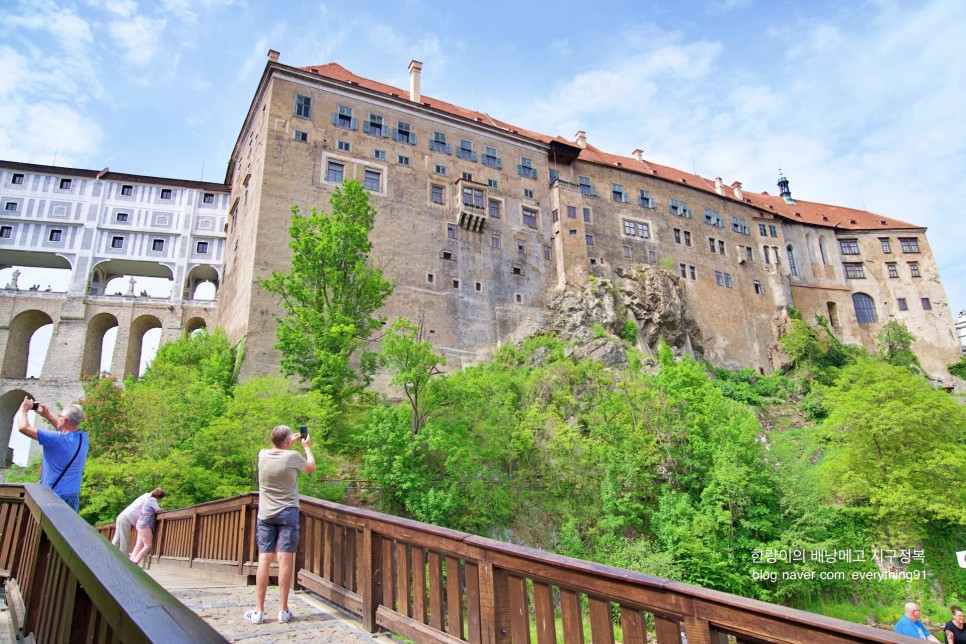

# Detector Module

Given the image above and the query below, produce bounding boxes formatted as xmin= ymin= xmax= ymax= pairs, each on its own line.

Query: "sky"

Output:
xmin=1 ymin=0 xmax=964 ymax=314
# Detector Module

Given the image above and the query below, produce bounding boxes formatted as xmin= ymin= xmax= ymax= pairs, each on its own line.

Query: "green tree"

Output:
xmin=379 ymin=318 xmax=446 ymax=435
xmin=78 ymin=375 xmax=132 ymax=461
xmin=261 ymin=180 xmax=394 ymax=403
xmin=873 ymin=320 xmax=919 ymax=368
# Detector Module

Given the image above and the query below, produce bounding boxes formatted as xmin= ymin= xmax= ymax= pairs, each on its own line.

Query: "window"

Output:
xmin=703 ymin=209 xmax=723 ymax=227
xmin=159 ymin=189 xmax=171 ymax=200
xmin=543 ymin=245 xmax=552 ymax=260
xmin=552 ymin=209 xmax=559 ymax=223
xmin=492 ymin=233 xmax=501 ymax=249
xmin=430 ymin=132 xmax=450 ymax=154
xmin=441 ymin=251 xmax=453 ymax=260
xmin=768 ymin=225 xmax=778 ymax=238
xmin=475 ymin=282 xmax=482 ymax=292
xmin=11 ymin=173 xmax=24 ymax=185
xmin=583 ymin=207 xmax=591 ymax=223
xmin=709 ymin=238 xmax=717 ymax=253
xmin=900 ymin=237 xmax=920 ymax=253
xmin=887 ymin=262 xmax=899 ymax=278
xmin=719 ymin=240 xmax=726 ymax=255
xmin=434 ymin=164 xmax=447 ymax=176
xmin=679 ymin=263 xmax=687 ymax=278
xmin=844 ymin=262 xmax=865 ymax=279
xmin=909 ymin=262 xmax=921 ymax=277
xmin=674 ymin=228 xmax=681 ymax=244
xmin=754 ymin=280 xmax=764 ymax=295
xmin=689 ymin=266 xmax=696 ymax=280
xmin=513 ymin=267 xmax=524 ymax=275
xmin=0 ymin=226 xmax=12 ymax=238
xmin=48 ymin=229 xmax=62 ymax=242
xmin=326 ymin=162 xmax=344 ymax=183
xmin=623 ymin=219 xmax=649 ymax=238
xmin=669 ymin=199 xmax=690 ymax=217
xmin=364 ymin=170 xmax=381 ymax=192
xmin=586 ymin=234 xmax=594 ymax=246
xmin=518 ymin=157 xmax=537 ymax=179
xmin=452 ymin=280 xmax=460 ymax=289
xmin=447 ymin=223 xmax=457 ymax=239
xmin=921 ymin=297 xmax=932 ymax=311
xmin=294 ymin=130 xmax=308 ymax=143
xmin=295 ymin=94 xmax=312 ymax=118
xmin=852 ymin=293 xmax=877 ymax=323
xmin=567 ymin=206 xmax=577 ymax=219
xmin=463 ymin=187 xmax=484 ymax=209
xmin=196 ymin=241 xmax=209 ymax=254
xmin=759 ymin=223 xmax=768 ymax=235
xmin=880 ymin=238 xmax=892 ymax=253
xmin=482 ymin=147 xmax=502 ymax=169
xmin=427 ymin=274 xmax=434 ymax=283
xmin=764 ymin=246 xmax=771 ymax=264
xmin=518 ymin=240 xmax=527 ymax=255
xmin=203 ymin=192 xmax=214 ymax=204
xmin=648 ymin=249 xmax=657 ymax=263
xmin=897 ymin=297 xmax=908 ymax=311
xmin=111 ymin=236 xmax=124 ymax=249
xmin=458 ymin=139 xmax=476 ymax=161
xmin=786 ymin=245 xmax=798 ymax=276
xmin=638 ymin=189 xmax=654 ymax=208
xmin=611 ymin=183 xmax=628 ymax=202
xmin=839 ymin=239 xmax=859 ymax=255
xmin=488 ymin=199 xmax=501 ymax=218
xmin=746 ymin=246 xmax=753 ymax=262
xmin=364 ymin=114 xmax=387 ymax=137
xmin=549 ymin=169 xmax=559 ymax=185
xmin=523 ymin=188 xmax=534 ymax=199
xmin=715 ymin=271 xmax=723 ymax=286
xmin=152 ymin=239 xmax=165 ymax=251
xmin=394 ymin=121 xmax=415 ymax=144
xmin=462 ymin=172 xmax=473 ymax=181
xmin=515 ymin=293 xmax=523 ymax=303
xmin=337 ymin=140 xmax=351 ymax=152
xmin=121 ymin=185 xmax=133 ymax=196
xmin=374 ymin=149 xmax=387 ymax=160
xmin=519 ymin=207 xmax=538 ymax=229
xmin=4 ymin=202 xmax=17 ymax=211
xmin=333 ymin=105 xmax=356 ymax=129
xmin=59 ymin=178 xmax=72 ymax=190
xmin=724 ymin=273 xmax=733 ymax=288
xmin=431 ymin=185 xmax=444 ymax=205
xmin=623 ymin=245 xmax=631 ymax=258
xmin=397 ymin=155 xmax=411 ymax=166
xmin=731 ymin=216 xmax=749 ymax=234
xmin=684 ymin=231 xmax=692 ymax=247
xmin=116 ymin=212 xmax=129 ymax=222
xmin=487 ymin=178 xmax=498 ymax=188
xmin=578 ymin=176 xmax=596 ymax=196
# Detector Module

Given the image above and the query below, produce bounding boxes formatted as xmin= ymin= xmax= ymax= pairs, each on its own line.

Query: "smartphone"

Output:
xmin=30 ymin=401 xmax=40 ymax=411
xmin=299 ymin=425 xmax=308 ymax=440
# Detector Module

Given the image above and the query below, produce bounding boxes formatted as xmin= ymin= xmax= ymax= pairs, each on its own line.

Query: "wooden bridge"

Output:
xmin=0 ymin=483 xmax=913 ymax=643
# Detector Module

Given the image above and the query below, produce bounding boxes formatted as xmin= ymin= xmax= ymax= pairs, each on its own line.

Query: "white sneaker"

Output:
xmin=244 ymin=610 xmax=264 ymax=624
xmin=278 ymin=609 xmax=293 ymax=623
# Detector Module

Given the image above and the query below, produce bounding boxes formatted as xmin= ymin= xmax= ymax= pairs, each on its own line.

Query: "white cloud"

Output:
xmin=104 ymin=0 xmax=137 ymax=17
xmin=108 ymin=15 xmax=168 ymax=66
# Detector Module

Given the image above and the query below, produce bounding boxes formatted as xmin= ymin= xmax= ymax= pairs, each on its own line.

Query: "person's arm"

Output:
xmin=302 ymin=435 xmax=316 ymax=474
xmin=946 ymin=629 xmax=954 ymax=644
xmin=17 ymin=397 xmax=38 ymax=441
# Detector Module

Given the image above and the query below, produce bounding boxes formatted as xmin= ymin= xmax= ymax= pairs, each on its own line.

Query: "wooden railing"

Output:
xmin=0 ymin=484 xmax=225 ymax=643
xmin=95 ymin=491 xmax=906 ymax=644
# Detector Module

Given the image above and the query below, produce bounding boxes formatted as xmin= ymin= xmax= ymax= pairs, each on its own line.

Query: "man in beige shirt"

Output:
xmin=244 ymin=425 xmax=315 ymax=625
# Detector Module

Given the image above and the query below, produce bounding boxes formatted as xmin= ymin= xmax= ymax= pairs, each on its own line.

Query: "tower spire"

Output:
xmin=778 ymin=169 xmax=792 ymax=200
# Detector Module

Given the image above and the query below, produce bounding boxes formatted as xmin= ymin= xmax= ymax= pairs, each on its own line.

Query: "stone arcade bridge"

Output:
xmin=0 ymin=290 xmax=216 ymax=466
xmin=0 ymin=484 xmax=913 ymax=644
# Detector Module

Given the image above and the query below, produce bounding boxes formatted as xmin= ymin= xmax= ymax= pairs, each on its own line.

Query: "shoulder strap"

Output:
xmin=50 ymin=432 xmax=84 ymax=492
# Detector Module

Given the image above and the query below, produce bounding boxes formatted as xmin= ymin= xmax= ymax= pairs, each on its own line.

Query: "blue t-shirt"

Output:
xmin=37 ymin=429 xmax=88 ymax=496
xmin=894 ymin=614 xmax=932 ymax=639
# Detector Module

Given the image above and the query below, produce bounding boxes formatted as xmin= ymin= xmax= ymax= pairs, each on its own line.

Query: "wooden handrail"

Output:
xmin=93 ymin=491 xmax=910 ymax=643
xmin=0 ymin=483 xmax=225 ymax=643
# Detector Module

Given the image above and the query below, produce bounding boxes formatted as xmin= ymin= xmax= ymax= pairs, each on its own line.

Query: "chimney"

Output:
xmin=575 ymin=131 xmax=587 ymax=148
xmin=714 ymin=177 xmax=724 ymax=196
xmin=408 ymin=60 xmax=423 ymax=103
xmin=631 ymin=149 xmax=643 ymax=161
xmin=267 ymin=49 xmax=279 ymax=63
xmin=96 ymin=167 xmax=109 ymax=180
xmin=731 ymin=181 xmax=743 ymax=200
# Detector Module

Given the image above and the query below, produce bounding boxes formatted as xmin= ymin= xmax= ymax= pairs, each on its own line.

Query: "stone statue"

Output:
xmin=125 ymin=276 xmax=136 ymax=296
xmin=5 ymin=269 xmax=20 ymax=290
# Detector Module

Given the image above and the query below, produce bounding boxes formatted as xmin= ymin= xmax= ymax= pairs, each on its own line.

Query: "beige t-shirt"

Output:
xmin=257 ymin=449 xmax=307 ymax=520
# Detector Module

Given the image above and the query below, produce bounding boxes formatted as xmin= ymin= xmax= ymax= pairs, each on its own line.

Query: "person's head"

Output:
xmin=58 ymin=404 xmax=84 ymax=431
xmin=952 ymin=605 xmax=964 ymax=622
xmin=151 ymin=488 xmax=166 ymax=499
xmin=270 ymin=425 xmax=292 ymax=448
xmin=905 ymin=602 xmax=921 ymax=620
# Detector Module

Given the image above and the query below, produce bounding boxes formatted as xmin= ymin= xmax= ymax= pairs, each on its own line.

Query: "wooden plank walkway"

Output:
xmin=145 ymin=566 xmax=385 ymax=643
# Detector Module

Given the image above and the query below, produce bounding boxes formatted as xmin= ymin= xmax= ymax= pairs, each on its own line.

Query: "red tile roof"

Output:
xmin=298 ymin=63 xmax=919 ymax=232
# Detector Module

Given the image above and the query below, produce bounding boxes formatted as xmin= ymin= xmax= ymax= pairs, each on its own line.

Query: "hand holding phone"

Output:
xmin=299 ymin=425 xmax=308 ymax=440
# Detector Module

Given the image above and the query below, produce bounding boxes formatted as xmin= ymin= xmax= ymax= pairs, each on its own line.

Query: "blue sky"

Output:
xmin=2 ymin=0 xmax=964 ymax=318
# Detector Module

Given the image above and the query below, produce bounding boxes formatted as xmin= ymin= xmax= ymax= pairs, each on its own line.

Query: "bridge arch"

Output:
xmin=81 ymin=312 xmax=119 ymax=377
xmin=125 ymin=314 xmax=163 ymax=378
xmin=185 ymin=316 xmax=208 ymax=336
xmin=0 ymin=388 xmax=35 ymax=467
xmin=1 ymin=310 xmax=53 ymax=378
xmin=90 ymin=259 xmax=175 ymax=297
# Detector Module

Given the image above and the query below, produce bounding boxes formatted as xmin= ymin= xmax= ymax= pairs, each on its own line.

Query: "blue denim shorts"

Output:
xmin=59 ymin=493 xmax=80 ymax=512
xmin=256 ymin=506 xmax=300 ymax=553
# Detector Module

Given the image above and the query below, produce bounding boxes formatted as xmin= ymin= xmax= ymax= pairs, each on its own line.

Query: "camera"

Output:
xmin=30 ymin=401 xmax=40 ymax=412
xmin=299 ymin=425 xmax=308 ymax=440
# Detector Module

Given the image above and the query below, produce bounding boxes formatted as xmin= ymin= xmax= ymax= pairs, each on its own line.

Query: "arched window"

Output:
xmin=852 ymin=293 xmax=877 ymax=324
xmin=806 ymin=233 xmax=816 ymax=262
xmin=819 ymin=236 xmax=829 ymax=264
xmin=763 ymin=246 xmax=771 ymax=264
xmin=787 ymin=245 xmax=798 ymax=276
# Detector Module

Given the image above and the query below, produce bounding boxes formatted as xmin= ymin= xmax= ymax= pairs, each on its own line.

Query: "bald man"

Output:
xmin=894 ymin=602 xmax=940 ymax=641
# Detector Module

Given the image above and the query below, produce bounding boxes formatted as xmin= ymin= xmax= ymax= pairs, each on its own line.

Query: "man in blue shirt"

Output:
xmin=894 ymin=602 xmax=940 ymax=641
xmin=17 ymin=396 xmax=88 ymax=512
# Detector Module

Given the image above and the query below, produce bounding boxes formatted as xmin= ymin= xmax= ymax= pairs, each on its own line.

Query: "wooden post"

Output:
xmin=478 ymin=562 xmax=511 ymax=644
xmin=188 ymin=507 xmax=199 ymax=568
xmin=360 ymin=526 xmax=382 ymax=633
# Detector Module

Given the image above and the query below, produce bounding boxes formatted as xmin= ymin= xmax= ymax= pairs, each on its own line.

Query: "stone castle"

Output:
xmin=1 ymin=51 xmax=960 ymax=461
